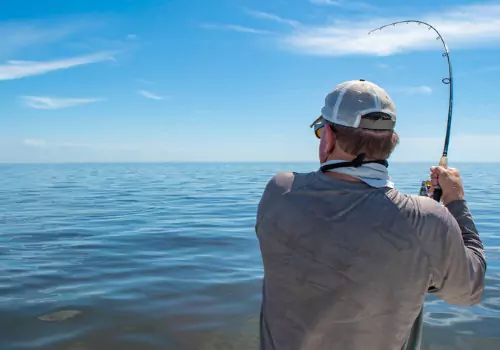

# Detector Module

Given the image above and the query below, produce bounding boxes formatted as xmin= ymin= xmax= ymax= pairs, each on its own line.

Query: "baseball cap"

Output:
xmin=319 ymin=79 xmax=396 ymax=130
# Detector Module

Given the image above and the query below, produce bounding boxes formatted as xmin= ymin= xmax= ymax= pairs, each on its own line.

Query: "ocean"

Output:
xmin=0 ymin=162 xmax=498 ymax=350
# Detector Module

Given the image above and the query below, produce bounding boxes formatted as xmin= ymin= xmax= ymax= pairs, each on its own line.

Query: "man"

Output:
xmin=255 ymin=79 xmax=486 ymax=350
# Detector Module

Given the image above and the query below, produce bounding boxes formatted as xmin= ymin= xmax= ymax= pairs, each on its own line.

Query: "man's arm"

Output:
xmin=427 ymin=199 xmax=486 ymax=306
xmin=255 ymin=178 xmax=273 ymax=232
xmin=255 ymin=172 xmax=295 ymax=232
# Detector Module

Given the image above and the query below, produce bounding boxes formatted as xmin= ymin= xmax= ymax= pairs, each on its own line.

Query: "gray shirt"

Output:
xmin=255 ymin=170 xmax=486 ymax=350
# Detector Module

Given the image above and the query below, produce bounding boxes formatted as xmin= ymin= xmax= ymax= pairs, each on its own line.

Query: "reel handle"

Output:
xmin=432 ymin=156 xmax=448 ymax=202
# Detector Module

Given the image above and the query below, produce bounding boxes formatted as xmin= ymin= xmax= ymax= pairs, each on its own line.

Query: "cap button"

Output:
xmin=359 ymin=79 xmax=365 ymax=81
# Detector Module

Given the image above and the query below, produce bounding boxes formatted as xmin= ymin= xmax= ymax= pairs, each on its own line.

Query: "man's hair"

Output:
xmin=331 ymin=121 xmax=400 ymax=160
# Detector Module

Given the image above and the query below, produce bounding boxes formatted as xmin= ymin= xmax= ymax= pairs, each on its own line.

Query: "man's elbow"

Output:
xmin=444 ymin=285 xmax=485 ymax=306
xmin=455 ymin=293 xmax=484 ymax=306
xmin=468 ymin=293 xmax=485 ymax=306
xmin=452 ymin=257 xmax=487 ymax=306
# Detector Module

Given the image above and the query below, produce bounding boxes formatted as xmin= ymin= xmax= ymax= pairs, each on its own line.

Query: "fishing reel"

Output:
xmin=418 ymin=179 xmax=443 ymax=202
xmin=418 ymin=180 xmax=432 ymax=197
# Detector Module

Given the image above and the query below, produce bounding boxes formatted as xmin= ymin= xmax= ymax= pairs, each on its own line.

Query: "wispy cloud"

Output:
xmin=21 ymin=96 xmax=103 ymax=109
xmin=0 ymin=51 xmax=115 ymax=81
xmin=395 ymin=85 xmax=433 ymax=95
xmin=200 ymin=23 xmax=271 ymax=35
xmin=23 ymin=139 xmax=49 ymax=148
xmin=245 ymin=9 xmax=300 ymax=27
xmin=271 ymin=3 xmax=500 ymax=56
xmin=138 ymin=90 xmax=165 ymax=100
xmin=0 ymin=16 xmax=105 ymax=58
xmin=127 ymin=34 xmax=137 ymax=40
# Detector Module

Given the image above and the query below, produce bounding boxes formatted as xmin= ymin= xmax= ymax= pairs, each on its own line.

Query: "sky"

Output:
xmin=1 ymin=0 xmax=500 ymax=163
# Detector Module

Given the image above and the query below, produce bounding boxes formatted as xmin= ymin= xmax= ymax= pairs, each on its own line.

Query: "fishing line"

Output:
xmin=368 ymin=20 xmax=454 ymax=202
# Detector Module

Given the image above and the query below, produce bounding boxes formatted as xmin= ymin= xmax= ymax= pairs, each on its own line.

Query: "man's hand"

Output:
xmin=430 ymin=166 xmax=465 ymax=205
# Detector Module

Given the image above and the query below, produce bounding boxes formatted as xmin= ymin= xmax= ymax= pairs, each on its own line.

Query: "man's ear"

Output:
xmin=319 ymin=124 xmax=336 ymax=163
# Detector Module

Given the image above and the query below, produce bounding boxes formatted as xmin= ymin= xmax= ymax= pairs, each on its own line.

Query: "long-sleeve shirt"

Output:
xmin=255 ymin=170 xmax=486 ymax=350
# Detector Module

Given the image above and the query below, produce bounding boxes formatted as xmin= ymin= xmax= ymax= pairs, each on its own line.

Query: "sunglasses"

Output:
xmin=309 ymin=116 xmax=335 ymax=139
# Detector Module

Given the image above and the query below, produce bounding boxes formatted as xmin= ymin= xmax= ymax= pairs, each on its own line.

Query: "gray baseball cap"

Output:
xmin=318 ymin=79 xmax=397 ymax=130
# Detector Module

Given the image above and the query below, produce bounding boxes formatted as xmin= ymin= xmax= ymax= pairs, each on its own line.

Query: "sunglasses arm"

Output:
xmin=309 ymin=115 xmax=323 ymax=128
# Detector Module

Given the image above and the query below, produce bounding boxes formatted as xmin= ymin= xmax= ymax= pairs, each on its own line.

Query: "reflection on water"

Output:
xmin=0 ymin=163 xmax=499 ymax=350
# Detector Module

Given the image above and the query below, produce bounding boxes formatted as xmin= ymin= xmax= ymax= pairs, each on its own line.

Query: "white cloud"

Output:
xmin=23 ymin=139 xmax=48 ymax=148
xmin=21 ymin=96 xmax=103 ymax=109
xmin=395 ymin=85 xmax=433 ymax=95
xmin=0 ymin=16 xmax=103 ymax=58
xmin=275 ymin=3 xmax=500 ymax=56
xmin=138 ymin=90 xmax=165 ymax=100
xmin=200 ymin=23 xmax=271 ymax=35
xmin=245 ymin=9 xmax=300 ymax=27
xmin=0 ymin=51 xmax=115 ymax=81
xmin=127 ymin=34 xmax=137 ymax=40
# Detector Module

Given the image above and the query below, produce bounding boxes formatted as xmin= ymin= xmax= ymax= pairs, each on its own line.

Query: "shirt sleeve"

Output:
xmin=427 ymin=199 xmax=487 ymax=306
xmin=255 ymin=177 xmax=275 ymax=231
xmin=255 ymin=172 xmax=295 ymax=232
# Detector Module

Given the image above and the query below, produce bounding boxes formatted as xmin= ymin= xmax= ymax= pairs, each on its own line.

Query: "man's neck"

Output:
xmin=321 ymin=155 xmax=366 ymax=182
xmin=324 ymin=171 xmax=362 ymax=182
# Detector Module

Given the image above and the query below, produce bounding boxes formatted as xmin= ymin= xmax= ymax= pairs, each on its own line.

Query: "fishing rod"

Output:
xmin=368 ymin=20 xmax=454 ymax=202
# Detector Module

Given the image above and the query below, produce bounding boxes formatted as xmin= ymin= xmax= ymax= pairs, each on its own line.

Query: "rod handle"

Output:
xmin=432 ymin=156 xmax=448 ymax=202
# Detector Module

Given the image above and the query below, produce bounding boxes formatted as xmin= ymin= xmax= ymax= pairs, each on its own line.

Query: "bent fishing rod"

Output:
xmin=368 ymin=20 xmax=454 ymax=202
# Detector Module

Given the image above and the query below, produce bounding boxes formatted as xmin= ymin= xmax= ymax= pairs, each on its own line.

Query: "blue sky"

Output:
xmin=1 ymin=0 xmax=500 ymax=163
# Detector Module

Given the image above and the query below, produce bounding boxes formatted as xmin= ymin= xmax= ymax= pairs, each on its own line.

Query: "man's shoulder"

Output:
xmin=267 ymin=171 xmax=295 ymax=193
xmin=389 ymin=189 xmax=443 ymax=213
xmin=256 ymin=171 xmax=318 ymax=228
xmin=390 ymin=191 xmax=456 ymax=232
xmin=265 ymin=171 xmax=317 ymax=195
xmin=258 ymin=170 xmax=317 ymax=208
xmin=410 ymin=194 xmax=451 ymax=219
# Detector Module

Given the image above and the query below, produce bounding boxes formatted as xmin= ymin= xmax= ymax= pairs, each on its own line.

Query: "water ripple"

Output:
xmin=0 ymin=163 xmax=498 ymax=349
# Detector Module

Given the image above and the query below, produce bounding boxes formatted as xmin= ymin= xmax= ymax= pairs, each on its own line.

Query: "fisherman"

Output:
xmin=254 ymin=79 xmax=486 ymax=350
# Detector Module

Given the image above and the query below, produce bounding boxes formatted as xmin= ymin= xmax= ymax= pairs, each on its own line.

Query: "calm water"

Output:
xmin=0 ymin=163 xmax=499 ymax=350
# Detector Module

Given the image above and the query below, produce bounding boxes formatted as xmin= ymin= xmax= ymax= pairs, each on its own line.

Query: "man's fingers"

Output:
xmin=430 ymin=166 xmax=447 ymax=186
xmin=430 ymin=166 xmax=445 ymax=174
xmin=431 ymin=166 xmax=458 ymax=175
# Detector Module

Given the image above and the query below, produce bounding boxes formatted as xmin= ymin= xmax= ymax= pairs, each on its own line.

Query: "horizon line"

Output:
xmin=1 ymin=161 xmax=499 ymax=165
